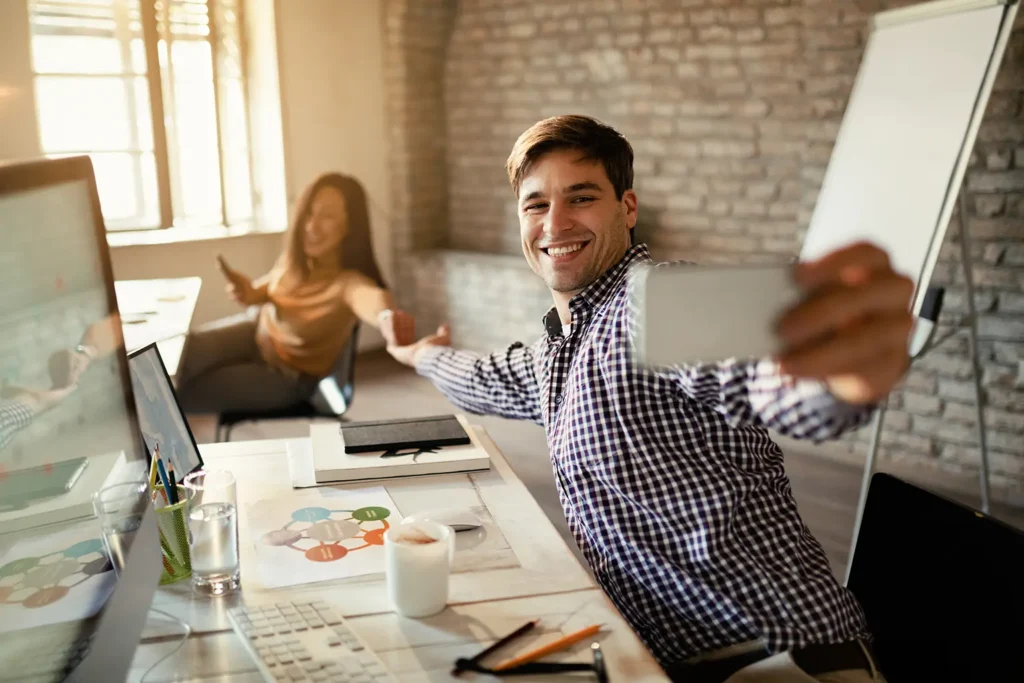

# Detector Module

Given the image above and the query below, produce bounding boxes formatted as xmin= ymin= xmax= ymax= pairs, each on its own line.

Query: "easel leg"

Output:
xmin=956 ymin=191 xmax=992 ymax=514
xmin=845 ymin=398 xmax=886 ymax=586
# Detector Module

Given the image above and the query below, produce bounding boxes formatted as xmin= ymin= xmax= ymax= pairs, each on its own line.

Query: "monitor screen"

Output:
xmin=0 ymin=158 xmax=150 ymax=681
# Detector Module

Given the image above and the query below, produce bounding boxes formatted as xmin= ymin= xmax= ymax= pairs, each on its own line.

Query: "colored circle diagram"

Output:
xmin=260 ymin=505 xmax=391 ymax=563
xmin=0 ymin=537 xmax=113 ymax=609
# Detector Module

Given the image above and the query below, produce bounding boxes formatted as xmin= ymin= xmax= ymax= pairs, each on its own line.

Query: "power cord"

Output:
xmin=139 ymin=607 xmax=192 ymax=683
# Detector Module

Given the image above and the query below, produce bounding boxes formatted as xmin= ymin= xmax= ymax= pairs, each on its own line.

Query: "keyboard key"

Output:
xmin=302 ymin=662 xmax=321 ymax=673
xmin=285 ymin=664 xmax=304 ymax=678
xmin=327 ymin=636 xmax=342 ymax=647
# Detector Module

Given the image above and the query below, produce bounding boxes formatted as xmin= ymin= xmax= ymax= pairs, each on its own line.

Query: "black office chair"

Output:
xmin=846 ymin=473 xmax=1024 ymax=682
xmin=215 ymin=323 xmax=360 ymax=442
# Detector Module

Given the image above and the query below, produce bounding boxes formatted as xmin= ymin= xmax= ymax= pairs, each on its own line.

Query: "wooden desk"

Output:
xmin=114 ymin=277 xmax=202 ymax=377
xmin=128 ymin=430 xmax=668 ymax=682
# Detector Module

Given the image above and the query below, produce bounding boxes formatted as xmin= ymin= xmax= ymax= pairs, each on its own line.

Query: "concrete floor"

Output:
xmin=187 ymin=349 xmax=1024 ymax=581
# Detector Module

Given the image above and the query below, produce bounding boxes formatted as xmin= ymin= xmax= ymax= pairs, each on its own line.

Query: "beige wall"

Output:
xmin=0 ymin=0 xmax=42 ymax=160
xmin=109 ymin=234 xmax=282 ymax=325
xmin=275 ymin=0 xmax=393 ymax=284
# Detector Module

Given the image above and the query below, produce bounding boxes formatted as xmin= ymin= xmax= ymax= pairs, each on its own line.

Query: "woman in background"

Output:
xmin=176 ymin=173 xmax=414 ymax=414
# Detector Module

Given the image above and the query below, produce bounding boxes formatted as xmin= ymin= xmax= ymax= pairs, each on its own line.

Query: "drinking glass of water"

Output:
xmin=183 ymin=469 xmax=240 ymax=595
xmin=93 ymin=481 xmax=148 ymax=577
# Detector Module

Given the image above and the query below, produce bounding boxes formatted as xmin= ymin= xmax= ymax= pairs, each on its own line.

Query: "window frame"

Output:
xmin=28 ymin=0 xmax=256 ymax=232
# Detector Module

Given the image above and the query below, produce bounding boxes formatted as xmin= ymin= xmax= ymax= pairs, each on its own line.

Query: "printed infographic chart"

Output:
xmin=248 ymin=487 xmax=397 ymax=589
xmin=0 ymin=523 xmax=115 ymax=632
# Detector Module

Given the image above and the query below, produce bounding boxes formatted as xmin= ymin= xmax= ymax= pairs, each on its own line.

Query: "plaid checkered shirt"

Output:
xmin=417 ymin=244 xmax=874 ymax=668
xmin=0 ymin=399 xmax=37 ymax=451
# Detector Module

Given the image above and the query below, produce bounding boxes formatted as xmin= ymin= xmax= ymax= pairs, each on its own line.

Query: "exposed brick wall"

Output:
xmin=383 ymin=0 xmax=457 ymax=310
xmin=388 ymin=0 xmax=1024 ymax=499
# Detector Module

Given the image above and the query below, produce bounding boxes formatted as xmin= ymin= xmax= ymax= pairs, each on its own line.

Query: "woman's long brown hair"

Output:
xmin=282 ymin=173 xmax=386 ymax=287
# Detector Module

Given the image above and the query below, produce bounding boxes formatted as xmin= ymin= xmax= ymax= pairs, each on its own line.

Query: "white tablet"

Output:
xmin=630 ymin=263 xmax=802 ymax=367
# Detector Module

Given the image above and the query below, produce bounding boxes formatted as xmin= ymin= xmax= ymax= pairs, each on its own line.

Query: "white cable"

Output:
xmin=140 ymin=607 xmax=192 ymax=683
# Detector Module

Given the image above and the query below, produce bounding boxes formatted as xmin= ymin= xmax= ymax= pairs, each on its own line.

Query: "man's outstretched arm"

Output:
xmin=388 ymin=325 xmax=543 ymax=424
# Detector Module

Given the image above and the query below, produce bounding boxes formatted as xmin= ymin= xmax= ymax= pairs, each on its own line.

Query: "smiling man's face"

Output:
xmin=518 ymin=148 xmax=638 ymax=298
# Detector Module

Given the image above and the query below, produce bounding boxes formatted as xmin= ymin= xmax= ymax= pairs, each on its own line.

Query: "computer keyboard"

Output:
xmin=227 ymin=599 xmax=396 ymax=683
xmin=0 ymin=624 xmax=95 ymax=682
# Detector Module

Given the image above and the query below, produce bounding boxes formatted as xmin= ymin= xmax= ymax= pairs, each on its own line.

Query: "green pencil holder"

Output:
xmin=154 ymin=485 xmax=192 ymax=585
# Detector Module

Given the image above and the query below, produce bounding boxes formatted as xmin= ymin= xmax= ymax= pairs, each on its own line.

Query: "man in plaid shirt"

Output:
xmin=389 ymin=116 xmax=911 ymax=683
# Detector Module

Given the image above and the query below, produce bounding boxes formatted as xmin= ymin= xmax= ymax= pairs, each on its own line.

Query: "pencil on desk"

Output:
xmin=492 ymin=623 xmax=603 ymax=671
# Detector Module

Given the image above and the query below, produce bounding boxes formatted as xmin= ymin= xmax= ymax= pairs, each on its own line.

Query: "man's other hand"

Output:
xmin=775 ymin=241 xmax=915 ymax=405
xmin=387 ymin=324 xmax=451 ymax=368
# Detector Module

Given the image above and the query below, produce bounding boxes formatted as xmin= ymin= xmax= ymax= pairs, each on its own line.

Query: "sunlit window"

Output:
xmin=29 ymin=0 xmax=253 ymax=231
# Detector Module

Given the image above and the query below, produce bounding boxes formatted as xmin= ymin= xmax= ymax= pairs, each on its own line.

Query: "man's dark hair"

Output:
xmin=506 ymin=115 xmax=635 ymax=201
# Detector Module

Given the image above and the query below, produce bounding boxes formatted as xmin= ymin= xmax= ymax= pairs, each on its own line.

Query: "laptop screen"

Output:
xmin=847 ymin=473 xmax=1024 ymax=680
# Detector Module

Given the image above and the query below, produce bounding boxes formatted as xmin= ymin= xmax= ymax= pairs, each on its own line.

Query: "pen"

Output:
xmin=166 ymin=461 xmax=177 ymax=504
xmin=452 ymin=619 xmax=539 ymax=676
xmin=493 ymin=623 xmax=603 ymax=671
xmin=156 ymin=456 xmax=172 ymax=505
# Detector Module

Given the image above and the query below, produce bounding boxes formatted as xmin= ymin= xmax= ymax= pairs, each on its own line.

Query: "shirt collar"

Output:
xmin=542 ymin=243 xmax=652 ymax=337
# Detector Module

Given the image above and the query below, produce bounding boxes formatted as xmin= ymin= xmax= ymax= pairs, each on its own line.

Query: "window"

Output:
xmin=29 ymin=0 xmax=254 ymax=231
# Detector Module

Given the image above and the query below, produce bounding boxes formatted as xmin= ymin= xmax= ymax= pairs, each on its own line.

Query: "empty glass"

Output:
xmin=92 ymin=481 xmax=148 ymax=577
xmin=182 ymin=469 xmax=239 ymax=595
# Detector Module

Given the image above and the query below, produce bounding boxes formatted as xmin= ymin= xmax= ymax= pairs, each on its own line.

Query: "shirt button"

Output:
xmin=555 ymin=395 xmax=562 ymax=404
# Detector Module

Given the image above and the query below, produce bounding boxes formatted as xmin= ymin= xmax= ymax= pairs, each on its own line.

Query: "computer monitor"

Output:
xmin=847 ymin=473 xmax=1024 ymax=682
xmin=0 ymin=156 xmax=161 ymax=682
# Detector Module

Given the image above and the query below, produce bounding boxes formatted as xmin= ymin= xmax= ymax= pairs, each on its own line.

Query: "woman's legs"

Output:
xmin=176 ymin=310 xmax=262 ymax=388
xmin=177 ymin=362 xmax=318 ymax=413
xmin=176 ymin=310 xmax=317 ymax=413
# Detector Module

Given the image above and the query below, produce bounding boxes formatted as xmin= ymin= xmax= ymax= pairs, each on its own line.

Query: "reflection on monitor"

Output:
xmin=0 ymin=156 xmax=159 ymax=683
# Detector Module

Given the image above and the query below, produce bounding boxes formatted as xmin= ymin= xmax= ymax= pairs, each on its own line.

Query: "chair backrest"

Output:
xmin=847 ymin=473 xmax=1024 ymax=681
xmin=310 ymin=323 xmax=359 ymax=416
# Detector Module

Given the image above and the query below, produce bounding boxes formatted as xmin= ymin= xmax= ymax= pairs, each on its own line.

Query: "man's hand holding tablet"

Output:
xmin=632 ymin=241 xmax=914 ymax=404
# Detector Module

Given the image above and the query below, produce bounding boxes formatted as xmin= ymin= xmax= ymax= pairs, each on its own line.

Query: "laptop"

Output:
xmin=847 ymin=473 xmax=1024 ymax=682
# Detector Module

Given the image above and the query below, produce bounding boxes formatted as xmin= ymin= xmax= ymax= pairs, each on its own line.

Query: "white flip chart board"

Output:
xmin=800 ymin=0 xmax=1019 ymax=314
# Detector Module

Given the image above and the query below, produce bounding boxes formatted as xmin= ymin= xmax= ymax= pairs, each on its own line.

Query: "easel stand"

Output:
xmin=845 ymin=188 xmax=992 ymax=586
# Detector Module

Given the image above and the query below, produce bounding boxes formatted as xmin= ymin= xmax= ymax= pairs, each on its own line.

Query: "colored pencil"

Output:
xmin=155 ymin=457 xmax=172 ymax=505
xmin=493 ymin=624 xmax=603 ymax=672
xmin=148 ymin=446 xmax=159 ymax=491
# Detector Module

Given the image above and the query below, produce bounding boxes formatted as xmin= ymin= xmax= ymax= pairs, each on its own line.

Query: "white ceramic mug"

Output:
xmin=384 ymin=520 xmax=453 ymax=618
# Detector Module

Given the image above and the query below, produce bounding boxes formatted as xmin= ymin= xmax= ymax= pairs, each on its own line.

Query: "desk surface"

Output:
xmin=115 ymin=277 xmax=201 ymax=376
xmin=129 ymin=431 xmax=668 ymax=682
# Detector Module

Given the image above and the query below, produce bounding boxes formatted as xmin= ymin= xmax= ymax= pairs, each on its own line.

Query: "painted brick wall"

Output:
xmin=385 ymin=0 xmax=1024 ymax=499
